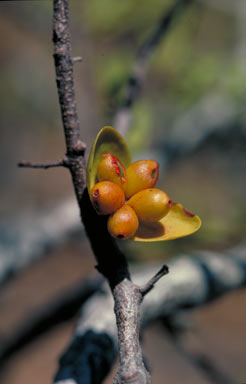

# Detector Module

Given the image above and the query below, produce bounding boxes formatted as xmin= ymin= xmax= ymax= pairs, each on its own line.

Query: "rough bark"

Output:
xmin=113 ymin=280 xmax=151 ymax=384
xmin=16 ymin=1 xmax=208 ymax=383
xmin=52 ymin=1 xmax=167 ymax=382
xmin=54 ymin=244 xmax=246 ymax=384
xmin=53 ymin=0 xmax=86 ymax=203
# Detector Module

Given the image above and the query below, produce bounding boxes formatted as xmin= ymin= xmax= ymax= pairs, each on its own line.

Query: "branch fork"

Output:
xmin=18 ymin=0 xmax=189 ymax=382
xmin=112 ymin=265 xmax=169 ymax=383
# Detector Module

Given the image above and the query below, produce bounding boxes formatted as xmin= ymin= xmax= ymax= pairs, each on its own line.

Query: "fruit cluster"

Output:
xmin=90 ymin=153 xmax=173 ymax=239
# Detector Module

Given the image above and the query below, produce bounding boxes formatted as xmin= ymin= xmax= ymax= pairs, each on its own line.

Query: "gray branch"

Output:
xmin=160 ymin=93 xmax=240 ymax=168
xmin=113 ymin=279 xmax=151 ymax=384
xmin=0 ymin=199 xmax=80 ymax=285
xmin=54 ymin=244 xmax=246 ymax=384
xmin=53 ymin=0 xmax=86 ymax=203
xmin=140 ymin=265 xmax=169 ymax=296
xmin=113 ymin=0 xmax=193 ymax=136
xmin=18 ymin=158 xmax=68 ymax=169
xmin=52 ymin=1 xmax=158 ymax=381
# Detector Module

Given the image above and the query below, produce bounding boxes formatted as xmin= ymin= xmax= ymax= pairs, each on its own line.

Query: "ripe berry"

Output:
xmin=124 ymin=160 xmax=159 ymax=198
xmin=107 ymin=205 xmax=139 ymax=239
xmin=90 ymin=181 xmax=125 ymax=215
xmin=97 ymin=153 xmax=126 ymax=188
xmin=127 ymin=188 xmax=172 ymax=222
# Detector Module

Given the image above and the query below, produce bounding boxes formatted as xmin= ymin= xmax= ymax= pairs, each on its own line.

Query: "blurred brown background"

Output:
xmin=0 ymin=0 xmax=245 ymax=383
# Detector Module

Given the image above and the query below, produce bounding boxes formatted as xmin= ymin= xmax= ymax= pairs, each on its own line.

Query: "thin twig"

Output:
xmin=18 ymin=158 xmax=68 ymax=169
xmin=140 ymin=264 xmax=169 ymax=296
xmin=114 ymin=0 xmax=193 ymax=136
xmin=53 ymin=0 xmax=130 ymax=304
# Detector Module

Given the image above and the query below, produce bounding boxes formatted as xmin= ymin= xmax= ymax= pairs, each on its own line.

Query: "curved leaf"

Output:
xmin=86 ymin=126 xmax=131 ymax=193
xmin=133 ymin=203 xmax=201 ymax=242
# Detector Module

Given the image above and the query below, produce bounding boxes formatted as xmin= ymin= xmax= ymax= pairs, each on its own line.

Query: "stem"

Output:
xmin=53 ymin=0 xmax=86 ymax=203
xmin=114 ymin=0 xmax=193 ymax=136
xmin=140 ymin=265 xmax=169 ymax=296
xmin=113 ymin=280 xmax=151 ymax=384
xmin=18 ymin=158 xmax=68 ymax=169
xmin=52 ymin=2 xmax=154 ymax=381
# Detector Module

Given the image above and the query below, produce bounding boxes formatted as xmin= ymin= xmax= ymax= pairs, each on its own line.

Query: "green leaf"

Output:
xmin=87 ymin=126 xmax=131 ymax=192
xmin=133 ymin=203 xmax=201 ymax=242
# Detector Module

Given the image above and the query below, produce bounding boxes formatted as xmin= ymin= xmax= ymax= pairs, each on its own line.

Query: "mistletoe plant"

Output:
xmin=87 ymin=126 xmax=201 ymax=242
xmin=19 ymin=0 xmax=202 ymax=382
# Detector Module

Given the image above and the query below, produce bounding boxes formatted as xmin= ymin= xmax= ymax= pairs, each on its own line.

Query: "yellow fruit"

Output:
xmin=127 ymin=188 xmax=172 ymax=222
xmin=90 ymin=181 xmax=125 ymax=215
xmin=97 ymin=153 xmax=127 ymax=189
xmin=124 ymin=160 xmax=159 ymax=198
xmin=107 ymin=205 xmax=139 ymax=239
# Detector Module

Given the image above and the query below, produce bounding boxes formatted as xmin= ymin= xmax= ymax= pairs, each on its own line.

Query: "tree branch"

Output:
xmin=113 ymin=279 xmax=151 ymax=384
xmin=18 ymin=158 xmax=68 ymax=169
xmin=0 ymin=199 xmax=80 ymax=287
xmin=16 ymin=0 xmax=199 ymax=382
xmin=140 ymin=264 xmax=169 ymax=296
xmin=80 ymin=191 xmax=170 ymax=383
xmin=54 ymin=244 xmax=246 ymax=384
xmin=53 ymin=0 xmax=86 ymax=203
xmin=114 ymin=0 xmax=193 ymax=136
xmin=52 ymin=1 xmax=161 ymax=382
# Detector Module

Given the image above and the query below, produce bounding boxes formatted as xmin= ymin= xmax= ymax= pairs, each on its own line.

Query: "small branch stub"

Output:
xmin=72 ymin=56 xmax=83 ymax=63
xmin=72 ymin=139 xmax=86 ymax=155
xmin=140 ymin=264 xmax=169 ymax=296
xmin=18 ymin=158 xmax=68 ymax=169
